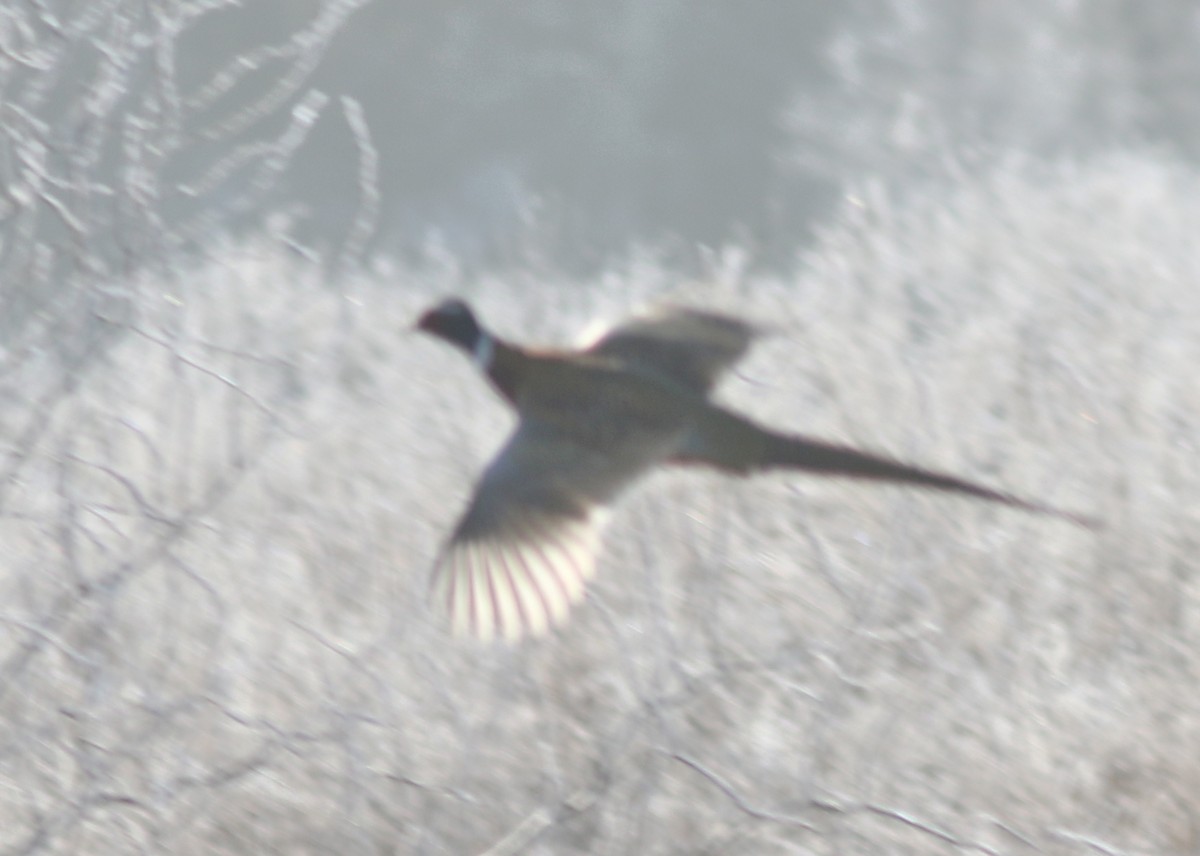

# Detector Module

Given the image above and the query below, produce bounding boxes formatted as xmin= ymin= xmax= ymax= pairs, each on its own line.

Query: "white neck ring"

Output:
xmin=472 ymin=333 xmax=495 ymax=369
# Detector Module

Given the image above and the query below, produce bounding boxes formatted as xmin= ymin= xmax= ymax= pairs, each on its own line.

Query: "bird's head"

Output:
xmin=416 ymin=298 xmax=493 ymax=367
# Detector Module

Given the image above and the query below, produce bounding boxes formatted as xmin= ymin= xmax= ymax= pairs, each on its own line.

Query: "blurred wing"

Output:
xmin=430 ymin=418 xmax=653 ymax=641
xmin=586 ymin=306 xmax=760 ymax=393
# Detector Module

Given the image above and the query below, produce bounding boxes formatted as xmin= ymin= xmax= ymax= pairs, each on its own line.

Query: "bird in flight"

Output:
xmin=416 ymin=298 xmax=1092 ymax=641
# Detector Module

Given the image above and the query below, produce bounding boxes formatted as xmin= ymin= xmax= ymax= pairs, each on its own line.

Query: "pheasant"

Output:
xmin=417 ymin=298 xmax=1091 ymax=640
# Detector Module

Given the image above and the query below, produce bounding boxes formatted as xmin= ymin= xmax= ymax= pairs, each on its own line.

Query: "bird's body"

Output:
xmin=417 ymin=298 xmax=1090 ymax=641
xmin=503 ymin=353 xmax=701 ymax=455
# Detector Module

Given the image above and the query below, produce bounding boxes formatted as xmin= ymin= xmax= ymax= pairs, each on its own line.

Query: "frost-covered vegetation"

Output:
xmin=4 ymin=2 xmax=1200 ymax=854
xmin=4 ymin=155 xmax=1199 ymax=854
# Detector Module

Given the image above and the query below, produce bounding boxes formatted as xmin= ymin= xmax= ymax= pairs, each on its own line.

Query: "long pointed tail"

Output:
xmin=675 ymin=407 xmax=1097 ymax=528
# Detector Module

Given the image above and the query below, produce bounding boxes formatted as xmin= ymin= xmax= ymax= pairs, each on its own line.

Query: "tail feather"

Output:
xmin=675 ymin=407 xmax=1097 ymax=528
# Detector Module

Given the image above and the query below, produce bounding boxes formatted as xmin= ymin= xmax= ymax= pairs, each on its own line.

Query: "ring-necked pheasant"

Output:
xmin=417 ymin=298 xmax=1092 ymax=641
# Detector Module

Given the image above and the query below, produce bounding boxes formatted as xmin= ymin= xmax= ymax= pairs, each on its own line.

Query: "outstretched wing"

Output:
xmin=429 ymin=417 xmax=662 ymax=641
xmin=586 ymin=306 xmax=760 ymax=394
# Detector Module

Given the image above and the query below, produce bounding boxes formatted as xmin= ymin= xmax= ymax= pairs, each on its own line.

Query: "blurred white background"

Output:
xmin=2 ymin=3 xmax=1198 ymax=853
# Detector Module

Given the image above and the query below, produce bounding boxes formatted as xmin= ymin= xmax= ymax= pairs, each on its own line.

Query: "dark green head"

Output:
xmin=417 ymin=298 xmax=493 ymax=367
